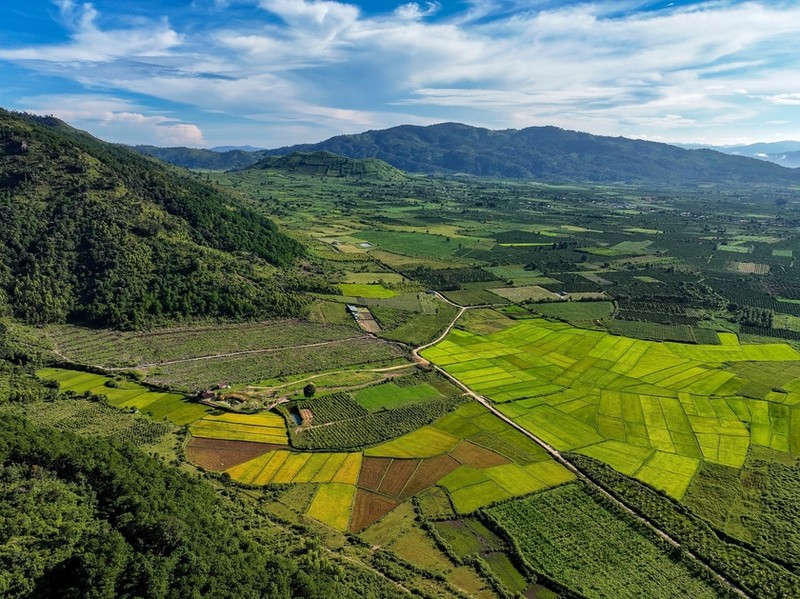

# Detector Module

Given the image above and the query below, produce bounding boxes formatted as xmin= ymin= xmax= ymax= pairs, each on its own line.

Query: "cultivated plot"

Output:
xmin=422 ymin=318 xmax=800 ymax=498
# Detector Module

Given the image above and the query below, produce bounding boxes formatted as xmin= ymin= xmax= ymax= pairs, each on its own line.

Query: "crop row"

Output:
xmin=144 ymin=337 xmax=407 ymax=390
xmin=614 ymin=310 xmax=701 ymax=326
xmin=487 ymin=483 xmax=733 ymax=599
xmin=403 ymin=266 xmax=501 ymax=291
xmin=569 ymin=454 xmax=800 ymax=599
xmin=289 ymin=392 xmax=369 ymax=424
xmin=46 ymin=320 xmax=359 ymax=368
xmin=289 ymin=396 xmax=467 ymax=451
xmin=739 ymin=326 xmax=800 ymax=340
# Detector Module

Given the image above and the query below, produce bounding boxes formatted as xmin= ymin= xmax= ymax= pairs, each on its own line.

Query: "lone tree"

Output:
xmin=303 ymin=383 xmax=316 ymax=398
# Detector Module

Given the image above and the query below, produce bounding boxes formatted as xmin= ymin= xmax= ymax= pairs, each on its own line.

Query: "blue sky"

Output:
xmin=2 ymin=0 xmax=800 ymax=147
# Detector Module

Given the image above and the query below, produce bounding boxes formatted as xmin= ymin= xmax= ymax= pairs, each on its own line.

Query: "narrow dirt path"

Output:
xmin=412 ymin=299 xmax=466 ymax=366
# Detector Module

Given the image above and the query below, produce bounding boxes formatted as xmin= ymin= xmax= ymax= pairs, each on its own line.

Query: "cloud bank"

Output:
xmin=2 ymin=0 xmax=799 ymax=146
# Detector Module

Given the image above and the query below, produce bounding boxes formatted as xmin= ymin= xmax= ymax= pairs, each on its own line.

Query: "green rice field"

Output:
xmin=422 ymin=317 xmax=800 ymax=498
xmin=354 ymin=381 xmax=443 ymax=411
xmin=337 ymin=283 xmax=398 ymax=298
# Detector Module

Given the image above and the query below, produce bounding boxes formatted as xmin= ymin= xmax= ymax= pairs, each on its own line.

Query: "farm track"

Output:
xmin=416 ymin=298 xmax=752 ymax=599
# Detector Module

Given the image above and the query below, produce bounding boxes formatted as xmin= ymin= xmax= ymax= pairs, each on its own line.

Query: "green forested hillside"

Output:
xmin=0 ymin=361 xmax=404 ymax=597
xmin=266 ymin=122 xmax=800 ymax=184
xmin=250 ymin=151 xmax=409 ymax=181
xmin=0 ymin=110 xmax=307 ymax=329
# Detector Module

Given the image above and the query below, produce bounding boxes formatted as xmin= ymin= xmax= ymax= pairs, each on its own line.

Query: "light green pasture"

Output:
xmin=421 ymin=318 xmax=800 ymax=498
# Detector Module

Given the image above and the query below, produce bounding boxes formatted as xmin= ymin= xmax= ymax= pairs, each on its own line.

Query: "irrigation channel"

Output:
xmin=411 ymin=294 xmax=752 ymax=599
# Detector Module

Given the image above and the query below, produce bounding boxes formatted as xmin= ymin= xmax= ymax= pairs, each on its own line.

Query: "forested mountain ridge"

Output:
xmin=265 ymin=122 xmax=800 ymax=185
xmin=249 ymin=151 xmax=409 ymax=181
xmin=0 ymin=109 xmax=307 ymax=329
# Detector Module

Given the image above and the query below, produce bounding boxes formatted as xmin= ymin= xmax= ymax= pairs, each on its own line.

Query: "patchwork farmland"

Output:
xmin=186 ymin=400 xmax=574 ymax=533
xmin=422 ymin=317 xmax=800 ymax=499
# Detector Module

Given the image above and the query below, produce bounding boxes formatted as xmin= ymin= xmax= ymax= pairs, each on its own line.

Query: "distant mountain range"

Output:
xmin=133 ymin=123 xmax=800 ymax=186
xmin=676 ymin=141 xmax=800 ymax=168
xmin=210 ymin=145 xmax=265 ymax=152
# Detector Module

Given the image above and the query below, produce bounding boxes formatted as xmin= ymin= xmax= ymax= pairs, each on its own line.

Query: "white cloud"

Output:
xmin=394 ymin=2 xmax=441 ymax=20
xmin=18 ymin=95 xmax=206 ymax=146
xmin=3 ymin=1 xmax=800 ymax=145
xmin=763 ymin=93 xmax=800 ymax=105
xmin=0 ymin=1 xmax=181 ymax=62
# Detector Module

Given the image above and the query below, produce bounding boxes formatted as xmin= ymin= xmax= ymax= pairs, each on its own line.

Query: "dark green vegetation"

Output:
xmin=251 ymin=151 xmax=408 ymax=181
xmin=0 ymin=110 xmax=307 ymax=328
xmin=280 ymin=372 xmax=467 ymax=451
xmin=487 ymin=483 xmax=732 ymax=599
xmin=0 ymin=340 xmax=405 ymax=598
xmin=134 ymin=144 xmax=266 ymax=170
xmin=265 ymin=122 xmax=800 ymax=185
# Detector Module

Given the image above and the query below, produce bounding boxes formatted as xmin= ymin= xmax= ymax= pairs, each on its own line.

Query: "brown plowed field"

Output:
xmin=399 ymin=454 xmax=460 ymax=500
xmin=358 ymin=456 xmax=393 ymax=491
xmin=349 ymin=489 xmax=400 ymax=532
xmin=185 ymin=437 xmax=283 ymax=471
xmin=377 ymin=459 xmax=421 ymax=497
xmin=449 ymin=440 xmax=510 ymax=468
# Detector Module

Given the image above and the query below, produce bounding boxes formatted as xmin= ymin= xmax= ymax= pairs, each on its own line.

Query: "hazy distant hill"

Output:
xmin=249 ymin=151 xmax=409 ymax=181
xmin=265 ymin=123 xmax=800 ymax=185
xmin=0 ymin=110 xmax=305 ymax=329
xmin=676 ymin=140 xmax=800 ymax=168
xmin=211 ymin=145 xmax=265 ymax=152
xmin=768 ymin=150 xmax=800 ymax=168
xmin=134 ymin=145 xmax=267 ymax=170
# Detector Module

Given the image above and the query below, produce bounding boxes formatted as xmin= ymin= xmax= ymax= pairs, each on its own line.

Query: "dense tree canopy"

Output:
xmin=0 ymin=110 xmax=307 ymax=329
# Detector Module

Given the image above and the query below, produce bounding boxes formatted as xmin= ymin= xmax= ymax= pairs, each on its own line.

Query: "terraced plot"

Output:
xmin=38 ymin=367 xmax=211 ymax=425
xmin=225 ymin=450 xmax=361 ymax=487
xmin=422 ymin=318 xmax=800 ymax=498
xmin=189 ymin=412 xmax=288 ymax=444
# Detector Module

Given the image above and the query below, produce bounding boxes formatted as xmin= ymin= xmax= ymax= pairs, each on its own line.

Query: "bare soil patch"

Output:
xmin=377 ymin=458 xmax=422 ymax=497
xmin=358 ymin=456 xmax=393 ymax=491
xmin=185 ymin=437 xmax=284 ymax=471
xmin=399 ymin=454 xmax=461 ymax=500
xmin=349 ymin=489 xmax=400 ymax=532
xmin=450 ymin=441 xmax=511 ymax=468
